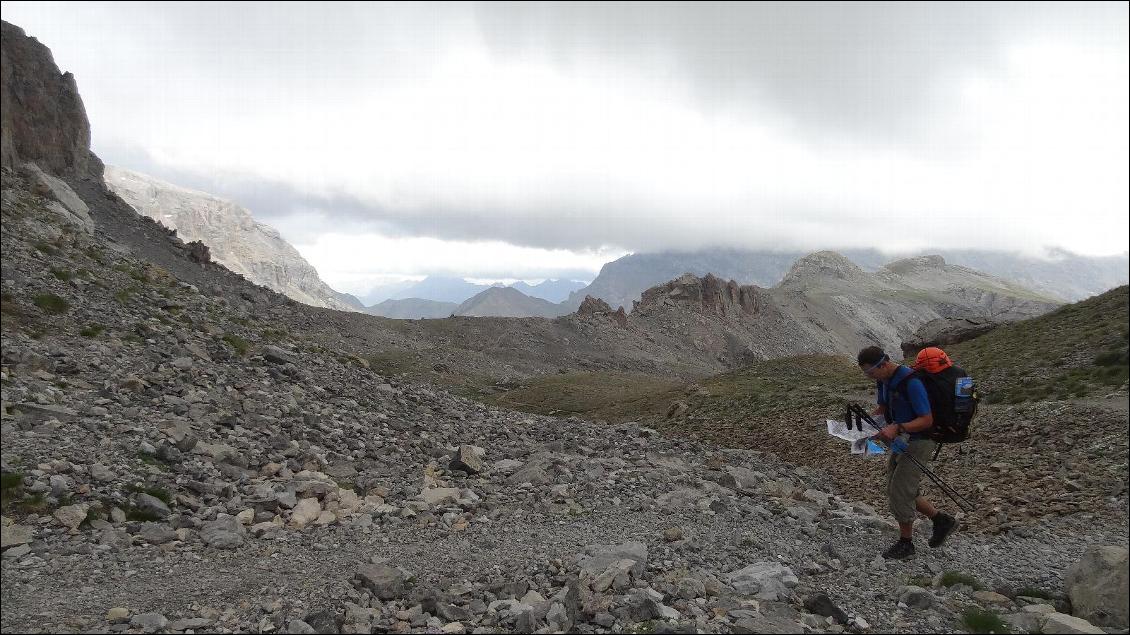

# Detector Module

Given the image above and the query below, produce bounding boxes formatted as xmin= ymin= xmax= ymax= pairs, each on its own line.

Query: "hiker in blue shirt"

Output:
xmin=858 ymin=346 xmax=956 ymax=559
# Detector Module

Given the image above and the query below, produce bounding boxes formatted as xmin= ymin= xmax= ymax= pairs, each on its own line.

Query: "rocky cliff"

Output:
xmin=103 ymin=166 xmax=357 ymax=312
xmin=0 ymin=20 xmax=102 ymax=181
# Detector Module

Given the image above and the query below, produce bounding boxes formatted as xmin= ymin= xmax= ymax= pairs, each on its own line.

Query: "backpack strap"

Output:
xmin=887 ymin=368 xmax=914 ymax=417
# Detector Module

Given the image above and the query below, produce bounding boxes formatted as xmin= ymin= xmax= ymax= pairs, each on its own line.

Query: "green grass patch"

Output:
xmin=128 ymin=484 xmax=172 ymax=505
xmin=33 ymin=242 xmax=58 ymax=255
xmin=32 ymin=293 xmax=70 ymax=314
xmin=113 ymin=284 xmax=143 ymax=305
xmin=960 ymin=606 xmax=1010 ymax=634
xmin=49 ymin=268 xmax=73 ymax=282
xmin=79 ymin=324 xmax=105 ymax=337
xmin=941 ymin=570 xmax=983 ymax=590
xmin=478 ymin=371 xmax=683 ymax=420
xmin=366 ymin=349 xmax=423 ymax=376
xmin=222 ymin=333 xmax=250 ymax=356
xmin=0 ymin=472 xmax=23 ymax=491
xmin=1015 ymin=587 xmax=1055 ymax=600
xmin=908 ymin=575 xmax=934 ymax=587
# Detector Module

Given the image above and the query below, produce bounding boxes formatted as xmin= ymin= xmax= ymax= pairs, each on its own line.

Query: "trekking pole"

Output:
xmin=846 ymin=403 xmax=976 ymax=513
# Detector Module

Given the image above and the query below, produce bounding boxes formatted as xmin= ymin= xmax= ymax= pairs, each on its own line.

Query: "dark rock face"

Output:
xmin=636 ymin=273 xmax=767 ymax=318
xmin=1 ymin=20 xmax=103 ymax=180
xmin=900 ymin=317 xmax=1001 ymax=359
xmin=575 ymin=295 xmax=629 ymax=326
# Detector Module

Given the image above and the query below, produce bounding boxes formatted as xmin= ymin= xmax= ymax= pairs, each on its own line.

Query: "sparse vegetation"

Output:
xmin=128 ymin=484 xmax=172 ymax=505
xmin=222 ymin=333 xmax=250 ymax=356
xmin=1 ymin=471 xmax=25 ymax=493
xmin=50 ymin=267 xmax=73 ymax=281
xmin=32 ymin=292 xmax=70 ymax=314
xmin=1016 ymin=587 xmax=1055 ymax=600
xmin=80 ymin=324 xmax=105 ymax=337
xmin=940 ymin=570 xmax=982 ymax=590
xmin=950 ymin=286 xmax=1129 ymax=403
xmin=960 ymin=606 xmax=1010 ymax=634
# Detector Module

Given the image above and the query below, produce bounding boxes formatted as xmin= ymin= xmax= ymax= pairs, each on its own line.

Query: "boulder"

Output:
xmin=725 ymin=562 xmax=799 ymax=601
xmin=355 ymin=564 xmax=407 ymax=600
xmin=1040 ymin=612 xmax=1105 ymax=634
xmin=450 ymin=445 xmax=485 ymax=474
xmin=1065 ymin=545 xmax=1128 ymax=627
xmin=578 ymin=542 xmax=648 ymax=578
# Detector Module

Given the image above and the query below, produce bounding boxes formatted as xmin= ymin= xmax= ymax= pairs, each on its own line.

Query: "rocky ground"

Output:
xmin=3 ymin=170 xmax=1129 ymax=635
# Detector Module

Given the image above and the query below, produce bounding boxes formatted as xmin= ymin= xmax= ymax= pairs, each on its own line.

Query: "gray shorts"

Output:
xmin=886 ymin=438 xmax=938 ymax=523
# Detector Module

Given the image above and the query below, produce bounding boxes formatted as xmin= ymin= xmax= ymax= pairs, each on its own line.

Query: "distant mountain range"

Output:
xmin=565 ymin=247 xmax=1128 ymax=313
xmin=101 ymin=169 xmax=1124 ymax=322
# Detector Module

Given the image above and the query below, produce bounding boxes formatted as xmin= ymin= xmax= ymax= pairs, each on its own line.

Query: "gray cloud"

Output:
xmin=6 ymin=1 xmax=1127 ymax=269
xmin=473 ymin=2 xmax=1126 ymax=147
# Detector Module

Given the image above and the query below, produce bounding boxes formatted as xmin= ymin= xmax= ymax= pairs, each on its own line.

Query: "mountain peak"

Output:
xmin=779 ymin=251 xmax=867 ymax=288
xmin=881 ymin=254 xmax=948 ymax=275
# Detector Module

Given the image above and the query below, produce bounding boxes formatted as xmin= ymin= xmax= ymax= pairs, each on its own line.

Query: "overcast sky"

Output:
xmin=3 ymin=2 xmax=1127 ymax=294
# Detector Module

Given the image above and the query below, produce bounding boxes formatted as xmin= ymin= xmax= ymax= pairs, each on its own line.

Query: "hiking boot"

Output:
xmin=882 ymin=538 xmax=916 ymax=560
xmin=929 ymin=513 xmax=957 ymax=548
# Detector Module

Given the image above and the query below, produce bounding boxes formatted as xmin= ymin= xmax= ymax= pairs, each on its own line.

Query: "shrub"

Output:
xmin=50 ymin=268 xmax=72 ymax=281
xmin=32 ymin=293 xmax=70 ymax=314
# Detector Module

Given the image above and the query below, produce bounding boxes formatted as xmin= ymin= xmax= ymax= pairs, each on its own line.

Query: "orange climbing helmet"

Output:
xmin=914 ymin=346 xmax=954 ymax=373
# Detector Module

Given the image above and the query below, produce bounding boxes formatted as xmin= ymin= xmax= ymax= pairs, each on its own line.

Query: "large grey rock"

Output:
xmin=1 ymin=522 xmax=34 ymax=549
xmin=52 ymin=503 xmax=89 ymax=530
xmin=725 ymin=562 xmax=799 ymax=601
xmin=134 ymin=493 xmax=171 ymax=519
xmin=355 ymin=564 xmax=407 ymax=600
xmin=129 ymin=613 xmax=168 ymax=634
xmin=263 ymin=345 xmax=297 ymax=365
xmin=897 ymin=586 xmax=937 ymax=609
xmin=900 ymin=316 xmax=1001 ymax=358
xmin=578 ymin=542 xmax=648 ymax=578
xmin=803 ymin=593 xmax=848 ymax=624
xmin=1040 ymin=612 xmax=1106 ymax=634
xmin=719 ymin=466 xmax=761 ymax=493
xmin=200 ymin=514 xmax=245 ymax=549
xmin=1065 ymin=545 xmax=1129 ymax=627
xmin=421 ymin=488 xmax=460 ymax=505
xmin=450 ymin=445 xmax=485 ymax=474
xmin=19 ymin=163 xmax=94 ymax=232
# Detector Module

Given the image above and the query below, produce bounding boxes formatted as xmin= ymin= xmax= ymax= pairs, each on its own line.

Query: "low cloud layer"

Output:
xmin=3 ymin=2 xmax=1127 ymax=288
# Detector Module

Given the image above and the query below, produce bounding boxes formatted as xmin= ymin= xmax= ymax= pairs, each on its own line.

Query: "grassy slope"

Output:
xmin=944 ymin=285 xmax=1129 ymax=403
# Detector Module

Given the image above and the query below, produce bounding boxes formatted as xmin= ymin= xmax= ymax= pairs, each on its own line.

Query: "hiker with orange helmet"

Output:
xmin=857 ymin=345 xmax=958 ymax=559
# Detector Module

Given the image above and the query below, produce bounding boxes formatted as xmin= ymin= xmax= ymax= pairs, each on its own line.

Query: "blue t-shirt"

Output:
xmin=877 ymin=366 xmax=932 ymax=438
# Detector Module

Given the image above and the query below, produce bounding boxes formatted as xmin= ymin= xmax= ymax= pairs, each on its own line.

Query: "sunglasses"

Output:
xmin=862 ymin=355 xmax=888 ymax=376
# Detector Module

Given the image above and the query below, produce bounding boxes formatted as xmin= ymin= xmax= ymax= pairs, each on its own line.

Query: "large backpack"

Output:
xmin=889 ymin=364 xmax=979 ymax=444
